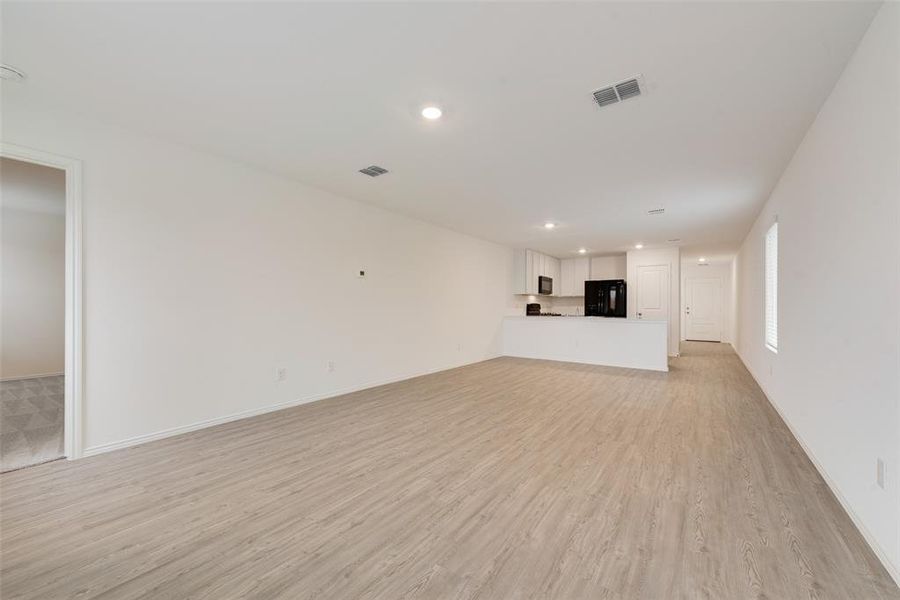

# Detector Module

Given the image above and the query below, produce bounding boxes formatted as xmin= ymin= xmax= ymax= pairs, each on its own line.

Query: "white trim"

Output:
xmin=83 ymin=355 xmax=498 ymax=457
xmin=0 ymin=372 xmax=65 ymax=382
xmin=1 ymin=143 xmax=84 ymax=459
xmin=735 ymin=347 xmax=900 ymax=587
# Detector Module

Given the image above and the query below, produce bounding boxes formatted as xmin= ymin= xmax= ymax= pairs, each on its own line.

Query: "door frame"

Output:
xmin=684 ymin=275 xmax=723 ymax=342
xmin=2 ymin=143 xmax=84 ymax=459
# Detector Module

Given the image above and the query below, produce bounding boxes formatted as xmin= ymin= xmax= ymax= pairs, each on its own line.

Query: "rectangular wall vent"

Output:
xmin=592 ymin=75 xmax=643 ymax=108
xmin=647 ymin=208 xmax=665 ymax=215
xmin=359 ymin=165 xmax=388 ymax=177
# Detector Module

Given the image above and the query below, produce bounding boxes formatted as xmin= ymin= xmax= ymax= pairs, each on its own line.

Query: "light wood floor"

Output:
xmin=1 ymin=343 xmax=897 ymax=599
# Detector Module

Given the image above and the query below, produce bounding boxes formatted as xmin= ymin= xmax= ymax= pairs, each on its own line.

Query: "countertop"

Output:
xmin=505 ymin=315 xmax=666 ymax=324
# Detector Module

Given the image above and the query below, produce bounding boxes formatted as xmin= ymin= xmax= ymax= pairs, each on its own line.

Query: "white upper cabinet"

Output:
xmin=513 ymin=249 xmax=561 ymax=295
xmin=574 ymin=256 xmax=590 ymax=294
xmin=559 ymin=256 xmax=591 ymax=296
xmin=514 ymin=249 xmax=534 ymax=294
xmin=561 ymin=259 xmax=575 ymax=296
xmin=517 ymin=251 xmax=624 ymax=296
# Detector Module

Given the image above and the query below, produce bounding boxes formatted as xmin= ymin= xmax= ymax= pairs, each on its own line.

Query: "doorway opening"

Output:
xmin=1 ymin=144 xmax=83 ymax=470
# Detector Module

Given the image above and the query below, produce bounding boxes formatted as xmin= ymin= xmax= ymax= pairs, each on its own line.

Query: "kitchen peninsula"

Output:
xmin=502 ymin=316 xmax=668 ymax=372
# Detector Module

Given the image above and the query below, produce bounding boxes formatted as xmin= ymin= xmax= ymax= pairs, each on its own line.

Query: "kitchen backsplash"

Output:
xmin=548 ymin=296 xmax=585 ymax=315
xmin=513 ymin=294 xmax=585 ymax=316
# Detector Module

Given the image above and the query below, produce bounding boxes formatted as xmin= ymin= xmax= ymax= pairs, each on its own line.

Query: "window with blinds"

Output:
xmin=765 ymin=222 xmax=778 ymax=352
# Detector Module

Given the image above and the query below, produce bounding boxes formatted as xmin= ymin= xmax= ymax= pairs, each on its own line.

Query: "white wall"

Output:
xmin=680 ymin=261 xmax=734 ymax=344
xmin=626 ymin=247 xmax=680 ymax=355
xmin=2 ymin=100 xmax=517 ymax=453
xmin=1 ymin=158 xmax=66 ymax=379
xmin=735 ymin=3 xmax=900 ymax=577
xmin=589 ymin=255 xmax=626 ymax=281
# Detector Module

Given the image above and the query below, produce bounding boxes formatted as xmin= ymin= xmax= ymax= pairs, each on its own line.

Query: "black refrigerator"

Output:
xmin=584 ymin=280 xmax=627 ymax=318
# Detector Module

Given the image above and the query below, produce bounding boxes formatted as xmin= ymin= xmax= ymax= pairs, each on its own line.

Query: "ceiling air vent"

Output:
xmin=592 ymin=76 xmax=643 ymax=108
xmin=359 ymin=165 xmax=388 ymax=177
xmin=615 ymin=78 xmax=641 ymax=100
xmin=647 ymin=208 xmax=665 ymax=215
xmin=592 ymin=86 xmax=619 ymax=108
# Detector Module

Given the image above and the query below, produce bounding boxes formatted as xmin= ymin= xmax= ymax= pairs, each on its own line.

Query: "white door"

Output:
xmin=636 ymin=265 xmax=670 ymax=322
xmin=685 ymin=277 xmax=722 ymax=341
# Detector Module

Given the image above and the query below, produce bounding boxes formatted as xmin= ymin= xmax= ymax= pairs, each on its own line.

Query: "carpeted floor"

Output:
xmin=0 ymin=375 xmax=64 ymax=472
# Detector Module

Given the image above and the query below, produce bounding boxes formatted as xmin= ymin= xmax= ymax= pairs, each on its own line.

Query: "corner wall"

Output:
xmin=626 ymin=247 xmax=680 ymax=355
xmin=2 ymin=100 xmax=517 ymax=454
xmin=735 ymin=3 xmax=900 ymax=577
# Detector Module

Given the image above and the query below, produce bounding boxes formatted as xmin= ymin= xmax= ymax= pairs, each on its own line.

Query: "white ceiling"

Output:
xmin=2 ymin=2 xmax=879 ymax=258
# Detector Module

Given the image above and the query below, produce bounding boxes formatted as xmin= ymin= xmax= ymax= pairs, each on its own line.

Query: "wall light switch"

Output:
xmin=877 ymin=458 xmax=885 ymax=489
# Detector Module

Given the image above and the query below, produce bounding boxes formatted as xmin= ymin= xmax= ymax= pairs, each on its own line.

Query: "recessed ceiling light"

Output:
xmin=421 ymin=106 xmax=442 ymax=120
xmin=544 ymin=222 xmax=556 ymax=229
xmin=698 ymin=257 xmax=707 ymax=263
xmin=635 ymin=243 xmax=644 ymax=249
xmin=578 ymin=248 xmax=587 ymax=254
xmin=0 ymin=64 xmax=26 ymax=82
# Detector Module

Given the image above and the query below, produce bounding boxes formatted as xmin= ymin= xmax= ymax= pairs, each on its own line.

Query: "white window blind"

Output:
xmin=765 ymin=222 xmax=778 ymax=352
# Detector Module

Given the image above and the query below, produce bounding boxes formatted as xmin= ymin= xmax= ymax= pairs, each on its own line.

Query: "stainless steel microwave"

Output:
xmin=538 ymin=276 xmax=553 ymax=295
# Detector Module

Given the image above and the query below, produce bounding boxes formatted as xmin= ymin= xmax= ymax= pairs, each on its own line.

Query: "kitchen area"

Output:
xmin=504 ymin=249 xmax=672 ymax=372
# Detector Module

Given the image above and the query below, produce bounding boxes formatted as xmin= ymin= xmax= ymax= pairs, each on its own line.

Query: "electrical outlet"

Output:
xmin=275 ymin=367 xmax=287 ymax=382
xmin=456 ymin=344 xmax=462 ymax=352
xmin=327 ymin=361 xmax=336 ymax=373
xmin=877 ymin=458 xmax=885 ymax=489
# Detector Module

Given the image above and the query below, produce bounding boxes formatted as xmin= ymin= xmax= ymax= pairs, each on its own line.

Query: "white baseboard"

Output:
xmin=734 ymin=348 xmax=900 ymax=588
xmin=1 ymin=371 xmax=64 ymax=382
xmin=82 ymin=355 xmax=499 ymax=458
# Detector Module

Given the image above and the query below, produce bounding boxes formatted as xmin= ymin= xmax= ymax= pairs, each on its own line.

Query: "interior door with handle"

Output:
xmin=636 ymin=265 xmax=670 ymax=321
xmin=685 ymin=277 xmax=722 ymax=341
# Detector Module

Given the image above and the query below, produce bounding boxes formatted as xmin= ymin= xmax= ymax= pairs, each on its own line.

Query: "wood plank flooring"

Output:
xmin=1 ymin=342 xmax=897 ymax=599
